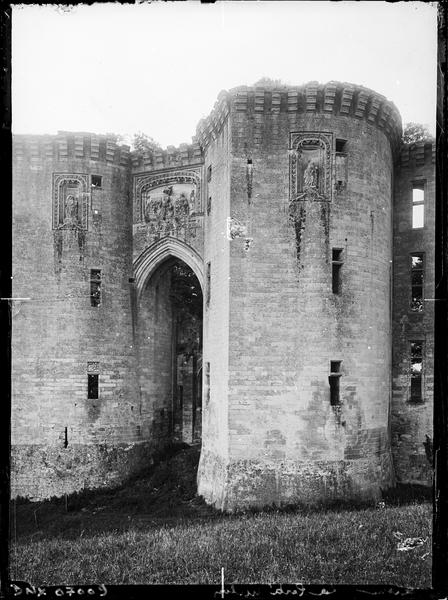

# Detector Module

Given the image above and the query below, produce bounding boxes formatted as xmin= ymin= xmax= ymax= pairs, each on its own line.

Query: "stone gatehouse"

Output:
xmin=11 ymin=81 xmax=434 ymax=510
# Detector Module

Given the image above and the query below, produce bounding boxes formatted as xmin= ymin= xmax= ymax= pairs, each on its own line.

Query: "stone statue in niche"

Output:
xmin=53 ymin=174 xmax=89 ymax=230
xmin=303 ymin=161 xmax=319 ymax=189
xmin=64 ymin=195 xmax=80 ymax=226
xmin=289 ymin=132 xmax=332 ymax=205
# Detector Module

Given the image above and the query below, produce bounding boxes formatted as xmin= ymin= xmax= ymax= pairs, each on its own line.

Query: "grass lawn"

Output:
xmin=9 ymin=446 xmax=432 ymax=587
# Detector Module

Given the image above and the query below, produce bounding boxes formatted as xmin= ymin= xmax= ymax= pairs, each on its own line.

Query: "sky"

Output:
xmin=12 ymin=1 xmax=437 ymax=148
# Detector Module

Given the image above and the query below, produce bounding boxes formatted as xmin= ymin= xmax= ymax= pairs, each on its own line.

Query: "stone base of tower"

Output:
xmin=11 ymin=441 xmax=157 ymax=501
xmin=198 ymin=454 xmax=395 ymax=512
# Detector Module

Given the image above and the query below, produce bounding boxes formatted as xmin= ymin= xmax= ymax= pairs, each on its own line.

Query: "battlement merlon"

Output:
xmin=399 ymin=140 xmax=436 ymax=169
xmin=130 ymin=141 xmax=203 ymax=174
xmin=196 ymin=81 xmax=403 ymax=157
xmin=13 ymin=132 xmax=131 ymax=167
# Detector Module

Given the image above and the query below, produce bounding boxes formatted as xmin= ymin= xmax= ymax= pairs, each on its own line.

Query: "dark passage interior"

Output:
xmin=170 ymin=260 xmax=203 ymax=444
xmin=138 ymin=257 xmax=203 ymax=447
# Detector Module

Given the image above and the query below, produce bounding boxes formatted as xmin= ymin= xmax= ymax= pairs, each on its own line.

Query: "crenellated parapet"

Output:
xmin=130 ymin=142 xmax=203 ymax=173
xmin=399 ymin=140 xmax=436 ymax=169
xmin=13 ymin=132 xmax=131 ymax=167
xmin=195 ymin=90 xmax=231 ymax=149
xmin=195 ymin=81 xmax=403 ymax=156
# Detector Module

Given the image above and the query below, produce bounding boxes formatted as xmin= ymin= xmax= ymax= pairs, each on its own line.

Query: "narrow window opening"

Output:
xmin=336 ymin=139 xmax=347 ymax=153
xmin=329 ymin=361 xmax=342 ymax=406
xmin=207 ymin=197 xmax=212 ymax=216
xmin=206 ymin=262 xmax=211 ymax=307
xmin=332 ymin=248 xmax=344 ymax=294
xmin=64 ymin=426 xmax=68 ymax=448
xmin=410 ymin=341 xmax=423 ymax=403
xmin=412 ymin=184 xmax=425 ymax=229
xmin=207 ymin=165 xmax=212 ymax=182
xmin=88 ymin=373 xmax=99 ymax=399
xmin=247 ymin=158 xmax=253 ymax=165
xmin=410 ymin=253 xmax=424 ymax=312
xmin=205 ymin=362 xmax=210 ymax=404
xmin=91 ymin=175 xmax=102 ymax=188
xmin=90 ymin=269 xmax=102 ymax=307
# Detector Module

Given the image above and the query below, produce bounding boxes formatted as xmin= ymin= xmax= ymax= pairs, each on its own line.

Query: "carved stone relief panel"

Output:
xmin=52 ymin=174 xmax=89 ymax=230
xmin=134 ymin=169 xmax=202 ymax=247
xmin=289 ymin=132 xmax=333 ymax=204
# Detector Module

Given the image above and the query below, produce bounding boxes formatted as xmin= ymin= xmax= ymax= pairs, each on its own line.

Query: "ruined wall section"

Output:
xmin=197 ymin=83 xmax=401 ymax=510
xmin=11 ymin=133 xmax=149 ymax=499
xmin=392 ymin=142 xmax=435 ymax=484
xmin=196 ymin=97 xmax=232 ymax=507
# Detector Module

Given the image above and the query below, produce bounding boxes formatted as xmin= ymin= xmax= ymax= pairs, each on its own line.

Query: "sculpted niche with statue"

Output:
xmin=289 ymin=132 xmax=333 ymax=205
xmin=52 ymin=173 xmax=89 ymax=230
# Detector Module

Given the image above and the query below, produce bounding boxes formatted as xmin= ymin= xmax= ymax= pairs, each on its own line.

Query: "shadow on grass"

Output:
xmin=10 ymin=443 xmax=432 ymax=543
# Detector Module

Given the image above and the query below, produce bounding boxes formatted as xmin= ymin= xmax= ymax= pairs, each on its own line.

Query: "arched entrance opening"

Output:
xmin=136 ymin=252 xmax=203 ymax=448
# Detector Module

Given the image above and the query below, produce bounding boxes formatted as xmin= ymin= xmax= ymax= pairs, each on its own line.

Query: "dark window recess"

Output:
xmin=410 ymin=341 xmax=423 ymax=402
xmin=206 ymin=262 xmax=211 ymax=306
xmin=329 ymin=361 xmax=342 ymax=406
xmin=90 ymin=269 xmax=102 ymax=307
xmin=207 ymin=197 xmax=212 ymax=216
xmin=88 ymin=373 xmax=99 ymax=400
xmin=332 ymin=249 xmax=344 ymax=294
xmin=207 ymin=165 xmax=212 ymax=182
xmin=91 ymin=175 xmax=102 ymax=188
xmin=64 ymin=426 xmax=68 ymax=448
xmin=410 ymin=253 xmax=424 ymax=312
xmin=336 ymin=139 xmax=347 ymax=153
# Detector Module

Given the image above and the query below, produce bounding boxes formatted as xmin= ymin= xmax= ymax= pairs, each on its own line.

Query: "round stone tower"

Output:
xmin=196 ymin=81 xmax=402 ymax=510
xmin=11 ymin=133 xmax=151 ymax=499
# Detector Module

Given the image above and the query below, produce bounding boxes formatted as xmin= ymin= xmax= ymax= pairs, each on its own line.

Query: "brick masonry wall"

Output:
xmin=217 ymin=102 xmax=396 ymax=509
xmin=12 ymin=134 xmax=148 ymax=499
xmin=392 ymin=143 xmax=435 ymax=484
xmin=197 ymin=120 xmax=232 ymax=507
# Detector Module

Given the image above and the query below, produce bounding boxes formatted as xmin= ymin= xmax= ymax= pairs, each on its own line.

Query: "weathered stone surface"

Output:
xmin=11 ymin=82 xmax=434 ymax=507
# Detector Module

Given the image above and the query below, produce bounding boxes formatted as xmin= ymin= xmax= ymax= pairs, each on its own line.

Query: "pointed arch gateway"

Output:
xmin=133 ymin=237 xmax=204 ymax=301
xmin=133 ymin=236 xmax=205 ymax=447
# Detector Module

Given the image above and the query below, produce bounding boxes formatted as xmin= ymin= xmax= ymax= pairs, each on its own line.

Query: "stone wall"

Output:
xmin=12 ymin=133 xmax=146 ymax=499
xmin=391 ymin=142 xmax=435 ymax=484
xmin=11 ymin=82 xmax=435 ymax=507
xmin=196 ymin=83 xmax=401 ymax=510
xmin=197 ymin=119 xmax=232 ymax=507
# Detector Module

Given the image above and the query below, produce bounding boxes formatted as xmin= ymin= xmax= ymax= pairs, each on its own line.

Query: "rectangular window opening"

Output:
xmin=207 ymin=165 xmax=212 ymax=182
xmin=206 ymin=262 xmax=211 ymax=307
xmin=412 ymin=184 xmax=425 ymax=229
xmin=90 ymin=269 xmax=102 ymax=307
xmin=410 ymin=341 xmax=423 ymax=403
xmin=91 ymin=175 xmax=102 ymax=188
xmin=410 ymin=253 xmax=424 ymax=312
xmin=336 ymin=139 xmax=347 ymax=153
xmin=88 ymin=373 xmax=99 ymax=400
xmin=329 ymin=361 xmax=342 ymax=406
xmin=332 ymin=248 xmax=344 ymax=294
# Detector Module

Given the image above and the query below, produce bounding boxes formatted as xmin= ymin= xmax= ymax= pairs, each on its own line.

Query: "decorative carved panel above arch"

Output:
xmin=133 ymin=168 xmax=203 ymax=247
